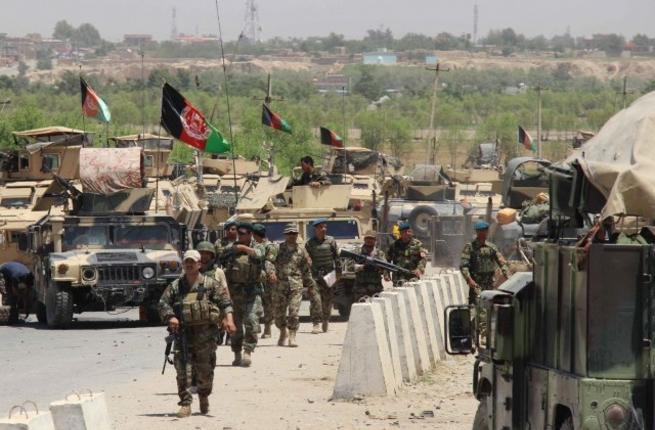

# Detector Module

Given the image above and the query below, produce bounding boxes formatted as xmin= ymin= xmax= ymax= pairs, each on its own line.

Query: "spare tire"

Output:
xmin=408 ymin=205 xmax=439 ymax=238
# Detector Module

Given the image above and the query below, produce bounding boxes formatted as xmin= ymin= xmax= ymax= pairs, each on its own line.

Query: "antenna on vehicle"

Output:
xmin=425 ymin=63 xmax=450 ymax=166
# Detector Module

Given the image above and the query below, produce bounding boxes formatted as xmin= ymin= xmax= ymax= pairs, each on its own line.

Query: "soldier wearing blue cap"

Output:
xmin=386 ymin=222 xmax=428 ymax=284
xmin=460 ymin=220 xmax=509 ymax=303
xmin=305 ymin=217 xmax=341 ymax=334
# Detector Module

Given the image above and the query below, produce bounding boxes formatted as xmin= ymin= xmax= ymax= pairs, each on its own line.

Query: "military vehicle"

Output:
xmin=110 ymin=133 xmax=174 ymax=178
xmin=444 ymin=92 xmax=655 ymax=430
xmin=20 ymin=148 xmax=185 ymax=328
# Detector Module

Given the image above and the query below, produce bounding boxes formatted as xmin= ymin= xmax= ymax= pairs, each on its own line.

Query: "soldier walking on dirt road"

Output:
xmin=253 ymin=223 xmax=278 ymax=339
xmin=158 ymin=250 xmax=235 ymax=418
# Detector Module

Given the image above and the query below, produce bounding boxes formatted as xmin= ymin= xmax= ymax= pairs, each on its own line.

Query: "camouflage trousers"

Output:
xmin=272 ymin=280 xmax=303 ymax=331
xmin=173 ymin=339 xmax=217 ymax=406
xmin=353 ymin=281 xmax=383 ymax=303
xmin=260 ymin=285 xmax=274 ymax=326
xmin=309 ymin=278 xmax=333 ymax=324
xmin=230 ymin=287 xmax=261 ymax=353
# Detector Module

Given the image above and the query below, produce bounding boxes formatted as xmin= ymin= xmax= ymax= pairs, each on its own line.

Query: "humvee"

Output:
xmin=444 ymin=158 xmax=650 ymax=429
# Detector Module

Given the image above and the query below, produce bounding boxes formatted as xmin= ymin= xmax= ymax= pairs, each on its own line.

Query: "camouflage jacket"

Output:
xmin=223 ymin=239 xmax=266 ymax=293
xmin=292 ymin=169 xmax=331 ymax=186
xmin=460 ymin=239 xmax=509 ymax=283
xmin=354 ymin=245 xmax=387 ymax=286
xmin=260 ymin=239 xmax=279 ymax=282
xmin=275 ymin=242 xmax=314 ymax=289
xmin=387 ymin=238 xmax=427 ymax=274
xmin=158 ymin=274 xmax=233 ymax=346
xmin=214 ymin=237 xmax=235 ymax=268
xmin=519 ymin=202 xmax=549 ymax=224
xmin=305 ymin=235 xmax=342 ymax=276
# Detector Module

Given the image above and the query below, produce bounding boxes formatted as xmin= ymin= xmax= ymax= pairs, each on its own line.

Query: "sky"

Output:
xmin=1 ymin=0 xmax=653 ymax=42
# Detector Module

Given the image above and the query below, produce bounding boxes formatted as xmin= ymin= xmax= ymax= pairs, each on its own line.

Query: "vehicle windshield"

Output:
xmin=0 ymin=197 xmax=31 ymax=208
xmin=306 ymin=220 xmax=359 ymax=240
xmin=261 ymin=222 xmax=292 ymax=242
xmin=114 ymin=225 xmax=170 ymax=250
xmin=63 ymin=226 xmax=110 ymax=250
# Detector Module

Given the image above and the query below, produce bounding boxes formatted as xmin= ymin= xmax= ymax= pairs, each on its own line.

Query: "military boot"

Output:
xmin=311 ymin=323 xmax=321 ymax=334
xmin=322 ymin=320 xmax=329 ymax=333
xmin=277 ymin=327 xmax=288 ymax=346
xmin=177 ymin=405 xmax=191 ymax=418
xmin=199 ymin=395 xmax=209 ymax=414
xmin=288 ymin=330 xmax=298 ymax=348
xmin=232 ymin=351 xmax=242 ymax=366
xmin=261 ymin=323 xmax=272 ymax=339
xmin=241 ymin=351 xmax=252 ymax=367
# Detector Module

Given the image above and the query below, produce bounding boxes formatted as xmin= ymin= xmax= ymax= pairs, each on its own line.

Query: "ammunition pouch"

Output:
xmin=227 ymin=253 xmax=261 ymax=284
xmin=179 ymin=281 xmax=218 ymax=326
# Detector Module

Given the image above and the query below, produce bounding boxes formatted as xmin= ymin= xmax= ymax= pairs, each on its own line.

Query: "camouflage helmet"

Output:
xmin=196 ymin=241 xmax=216 ymax=255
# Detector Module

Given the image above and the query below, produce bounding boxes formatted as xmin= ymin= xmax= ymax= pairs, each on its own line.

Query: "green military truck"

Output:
xmin=445 ymin=161 xmax=650 ymax=429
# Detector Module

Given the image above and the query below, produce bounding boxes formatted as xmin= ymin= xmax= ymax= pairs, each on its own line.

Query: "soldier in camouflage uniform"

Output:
xmin=273 ymin=223 xmax=315 ymax=347
xmin=353 ymin=230 xmax=389 ymax=302
xmin=253 ymin=223 xmax=278 ymax=339
xmin=197 ymin=241 xmax=230 ymax=345
xmin=159 ymin=250 xmax=236 ymax=418
xmin=305 ymin=218 xmax=342 ymax=334
xmin=460 ymin=221 xmax=510 ymax=338
xmin=386 ymin=222 xmax=428 ymax=285
xmin=291 ymin=156 xmax=331 ymax=187
xmin=215 ymin=220 xmax=238 ymax=268
xmin=223 ymin=222 xmax=265 ymax=367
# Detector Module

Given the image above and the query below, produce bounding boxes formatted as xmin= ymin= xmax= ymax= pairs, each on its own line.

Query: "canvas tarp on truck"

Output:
xmin=567 ymin=91 xmax=655 ymax=218
xmin=79 ymin=147 xmax=144 ymax=194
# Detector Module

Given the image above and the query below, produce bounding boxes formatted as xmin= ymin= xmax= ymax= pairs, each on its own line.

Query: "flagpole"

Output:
xmin=215 ymin=0 xmax=239 ymax=209
xmin=342 ymin=85 xmax=347 ymax=177
xmin=79 ymin=66 xmax=86 ymax=146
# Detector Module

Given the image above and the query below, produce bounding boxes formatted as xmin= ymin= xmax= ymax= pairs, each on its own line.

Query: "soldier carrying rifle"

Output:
xmin=352 ymin=230 xmax=390 ymax=301
xmin=159 ymin=250 xmax=236 ymax=418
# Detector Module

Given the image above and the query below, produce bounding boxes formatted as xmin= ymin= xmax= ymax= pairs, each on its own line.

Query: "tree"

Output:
xmin=356 ymin=111 xmax=385 ymax=150
xmin=53 ymin=20 xmax=75 ymax=40
xmin=352 ymin=66 xmax=383 ymax=101
xmin=18 ymin=61 xmax=28 ymax=77
xmin=592 ymin=33 xmax=625 ymax=57
xmin=73 ymin=23 xmax=102 ymax=47
xmin=363 ymin=28 xmax=394 ymax=51
xmin=387 ymin=117 xmax=412 ymax=158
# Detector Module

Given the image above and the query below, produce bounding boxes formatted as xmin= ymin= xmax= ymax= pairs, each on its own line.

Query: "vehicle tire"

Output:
xmin=0 ymin=305 xmax=11 ymax=325
xmin=408 ymin=205 xmax=439 ymax=238
xmin=558 ymin=417 xmax=573 ymax=430
xmin=36 ymin=302 xmax=47 ymax=324
xmin=45 ymin=283 xmax=73 ymax=329
xmin=472 ymin=398 xmax=491 ymax=430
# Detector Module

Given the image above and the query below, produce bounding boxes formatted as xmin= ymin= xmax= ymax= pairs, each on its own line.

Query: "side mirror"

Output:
xmin=17 ymin=233 xmax=29 ymax=252
xmin=444 ymin=305 xmax=474 ymax=355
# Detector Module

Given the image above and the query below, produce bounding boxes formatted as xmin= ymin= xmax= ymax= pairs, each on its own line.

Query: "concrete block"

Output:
xmin=452 ymin=271 xmax=469 ymax=302
xmin=427 ymin=278 xmax=448 ymax=345
xmin=396 ymin=287 xmax=431 ymax=375
xmin=0 ymin=403 xmax=55 ymax=430
xmin=412 ymin=281 xmax=445 ymax=363
xmin=333 ymin=303 xmax=396 ymax=399
xmin=49 ymin=392 xmax=111 ymax=430
xmin=379 ymin=291 xmax=417 ymax=382
xmin=372 ymin=297 xmax=403 ymax=388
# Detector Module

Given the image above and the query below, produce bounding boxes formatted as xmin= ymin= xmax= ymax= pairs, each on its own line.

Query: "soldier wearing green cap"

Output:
xmin=386 ymin=222 xmax=427 ymax=284
xmin=215 ymin=220 xmax=238 ymax=269
xmin=305 ymin=218 xmax=341 ymax=334
xmin=222 ymin=221 xmax=265 ymax=367
xmin=460 ymin=220 xmax=509 ymax=337
xmin=252 ymin=223 xmax=278 ymax=339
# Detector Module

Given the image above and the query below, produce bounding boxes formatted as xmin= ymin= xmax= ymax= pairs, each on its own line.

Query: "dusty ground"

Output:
xmin=107 ymin=319 xmax=476 ymax=430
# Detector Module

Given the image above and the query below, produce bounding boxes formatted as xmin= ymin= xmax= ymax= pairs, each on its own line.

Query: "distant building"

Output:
xmin=123 ymin=34 xmax=153 ymax=47
xmin=425 ymin=55 xmax=438 ymax=65
xmin=175 ymin=34 xmax=218 ymax=44
xmin=314 ymin=74 xmax=350 ymax=94
xmin=363 ymin=51 xmax=397 ymax=65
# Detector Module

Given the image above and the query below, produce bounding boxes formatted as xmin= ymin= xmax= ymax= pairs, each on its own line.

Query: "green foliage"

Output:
xmin=53 ymin=20 xmax=75 ymax=40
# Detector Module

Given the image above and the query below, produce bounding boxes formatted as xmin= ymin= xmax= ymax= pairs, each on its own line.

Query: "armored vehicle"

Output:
xmin=445 ymin=92 xmax=655 ymax=430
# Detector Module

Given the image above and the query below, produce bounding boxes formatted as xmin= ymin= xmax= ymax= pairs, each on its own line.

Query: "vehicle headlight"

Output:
xmin=82 ymin=267 xmax=97 ymax=281
xmin=605 ymin=403 xmax=628 ymax=428
xmin=142 ymin=267 xmax=155 ymax=279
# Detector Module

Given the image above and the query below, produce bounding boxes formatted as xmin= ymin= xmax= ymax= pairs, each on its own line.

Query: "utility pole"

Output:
xmin=620 ymin=75 xmax=633 ymax=110
xmin=425 ymin=63 xmax=449 ymax=165
xmin=536 ymin=85 xmax=543 ymax=159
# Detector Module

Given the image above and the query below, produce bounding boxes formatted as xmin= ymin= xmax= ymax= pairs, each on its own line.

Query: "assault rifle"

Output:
xmin=162 ymin=295 xmax=189 ymax=375
xmin=339 ymin=249 xmax=413 ymax=277
xmin=161 ymin=332 xmax=176 ymax=374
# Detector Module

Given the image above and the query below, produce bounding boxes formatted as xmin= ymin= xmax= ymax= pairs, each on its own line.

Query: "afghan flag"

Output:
xmin=518 ymin=126 xmax=535 ymax=152
xmin=80 ymin=77 xmax=111 ymax=123
xmin=262 ymin=104 xmax=292 ymax=134
xmin=320 ymin=127 xmax=344 ymax=148
xmin=161 ymin=83 xmax=230 ymax=154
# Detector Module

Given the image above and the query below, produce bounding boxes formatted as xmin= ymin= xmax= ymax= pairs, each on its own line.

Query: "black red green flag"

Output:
xmin=80 ymin=77 xmax=111 ymax=123
xmin=518 ymin=126 xmax=535 ymax=152
xmin=262 ymin=104 xmax=292 ymax=134
xmin=320 ymin=127 xmax=344 ymax=148
xmin=160 ymin=83 xmax=230 ymax=154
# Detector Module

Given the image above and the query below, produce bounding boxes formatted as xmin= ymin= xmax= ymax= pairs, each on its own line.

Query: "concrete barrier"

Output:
xmin=452 ymin=271 xmax=469 ymax=301
xmin=333 ymin=303 xmax=396 ymax=399
xmin=379 ymin=291 xmax=417 ymax=383
xmin=0 ymin=403 xmax=55 ymax=430
xmin=396 ymin=288 xmax=431 ymax=375
xmin=372 ymin=296 xmax=403 ymax=389
xmin=411 ymin=282 xmax=444 ymax=363
xmin=49 ymin=392 xmax=111 ymax=430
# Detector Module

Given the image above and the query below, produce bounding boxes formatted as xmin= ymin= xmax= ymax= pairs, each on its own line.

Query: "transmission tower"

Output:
xmin=243 ymin=0 xmax=261 ymax=43
xmin=170 ymin=7 xmax=178 ymax=41
xmin=473 ymin=3 xmax=479 ymax=45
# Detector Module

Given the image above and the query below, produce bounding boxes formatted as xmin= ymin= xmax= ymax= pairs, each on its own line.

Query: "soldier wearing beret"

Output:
xmin=386 ymin=222 xmax=428 ymax=284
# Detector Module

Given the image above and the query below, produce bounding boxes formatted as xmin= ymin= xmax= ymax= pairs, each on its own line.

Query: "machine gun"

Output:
xmin=339 ymin=249 xmax=413 ymax=277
